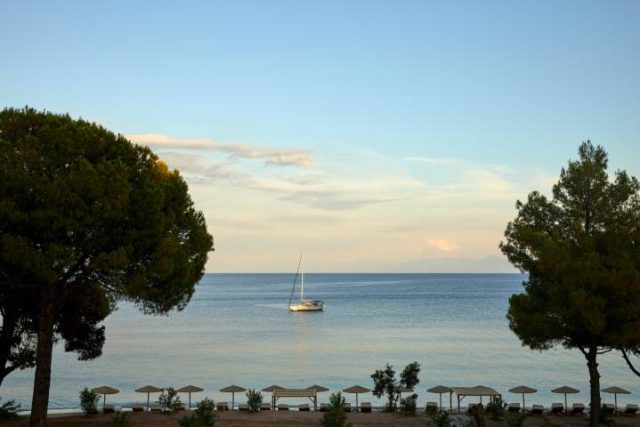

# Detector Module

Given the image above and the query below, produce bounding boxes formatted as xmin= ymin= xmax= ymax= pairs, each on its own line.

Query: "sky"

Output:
xmin=1 ymin=1 xmax=639 ymax=272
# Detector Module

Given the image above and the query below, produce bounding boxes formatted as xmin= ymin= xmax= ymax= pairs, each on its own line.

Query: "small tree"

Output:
xmin=500 ymin=142 xmax=640 ymax=427
xmin=245 ymin=389 xmax=262 ymax=412
xmin=79 ymin=388 xmax=98 ymax=415
xmin=321 ymin=392 xmax=350 ymax=427
xmin=371 ymin=361 xmax=420 ymax=411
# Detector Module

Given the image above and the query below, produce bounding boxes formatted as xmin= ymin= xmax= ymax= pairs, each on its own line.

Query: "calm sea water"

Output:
xmin=2 ymin=273 xmax=638 ymax=410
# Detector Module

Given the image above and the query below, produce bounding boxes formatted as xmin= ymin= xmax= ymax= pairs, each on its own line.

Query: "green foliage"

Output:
xmin=245 ymin=389 xmax=262 ymax=412
xmin=425 ymin=404 xmax=438 ymax=419
xmin=485 ymin=396 xmax=506 ymax=420
xmin=79 ymin=388 xmax=99 ymax=415
xmin=0 ymin=398 xmax=21 ymax=420
xmin=371 ymin=361 xmax=421 ymax=411
xmin=433 ymin=410 xmax=449 ymax=427
xmin=329 ymin=392 xmax=346 ymax=408
xmin=506 ymin=412 xmax=527 ymax=427
xmin=399 ymin=393 xmax=417 ymax=416
xmin=0 ymin=107 xmax=213 ymax=423
xmin=196 ymin=397 xmax=215 ymax=416
xmin=596 ymin=404 xmax=615 ymax=427
xmin=158 ymin=387 xmax=182 ymax=412
xmin=111 ymin=412 xmax=132 ymax=427
xmin=500 ymin=141 xmax=640 ymax=427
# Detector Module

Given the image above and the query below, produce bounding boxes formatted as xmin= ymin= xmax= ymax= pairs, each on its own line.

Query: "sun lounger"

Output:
xmin=216 ymin=402 xmax=229 ymax=411
xmin=298 ymin=403 xmax=310 ymax=411
xmin=530 ymin=404 xmax=544 ymax=415
xmin=103 ymin=404 xmax=115 ymax=414
xmin=625 ymin=404 xmax=639 ymax=415
xmin=343 ymin=402 xmax=351 ymax=412
xmin=360 ymin=402 xmax=372 ymax=413
xmin=550 ymin=403 xmax=564 ymax=414
xmin=277 ymin=404 xmax=289 ymax=411
xmin=571 ymin=403 xmax=585 ymax=415
xmin=508 ymin=403 xmax=520 ymax=413
xmin=319 ymin=403 xmax=329 ymax=412
xmin=604 ymin=403 xmax=615 ymax=414
xmin=260 ymin=402 xmax=271 ymax=411
xmin=239 ymin=404 xmax=249 ymax=411
xmin=131 ymin=404 xmax=145 ymax=412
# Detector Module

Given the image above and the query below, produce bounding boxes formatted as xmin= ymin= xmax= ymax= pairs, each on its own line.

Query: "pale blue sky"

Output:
xmin=2 ymin=1 xmax=639 ymax=271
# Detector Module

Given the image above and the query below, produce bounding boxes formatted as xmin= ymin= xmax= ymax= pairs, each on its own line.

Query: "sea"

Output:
xmin=2 ymin=273 xmax=638 ymax=411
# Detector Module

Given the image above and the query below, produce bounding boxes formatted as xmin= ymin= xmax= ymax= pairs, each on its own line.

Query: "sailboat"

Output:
xmin=288 ymin=255 xmax=324 ymax=312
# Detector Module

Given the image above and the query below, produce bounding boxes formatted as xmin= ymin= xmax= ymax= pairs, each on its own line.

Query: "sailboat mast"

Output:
xmin=300 ymin=256 xmax=304 ymax=302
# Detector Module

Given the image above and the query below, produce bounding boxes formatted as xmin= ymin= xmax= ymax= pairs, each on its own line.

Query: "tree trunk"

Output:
xmin=0 ymin=304 xmax=18 ymax=388
xmin=586 ymin=346 xmax=601 ymax=427
xmin=30 ymin=288 xmax=55 ymax=427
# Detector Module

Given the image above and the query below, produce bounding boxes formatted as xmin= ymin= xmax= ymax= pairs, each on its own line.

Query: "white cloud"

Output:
xmin=127 ymin=134 xmax=313 ymax=168
xmin=427 ymin=238 xmax=461 ymax=252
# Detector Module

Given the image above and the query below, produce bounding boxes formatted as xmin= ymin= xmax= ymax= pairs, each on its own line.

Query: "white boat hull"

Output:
xmin=289 ymin=300 xmax=324 ymax=312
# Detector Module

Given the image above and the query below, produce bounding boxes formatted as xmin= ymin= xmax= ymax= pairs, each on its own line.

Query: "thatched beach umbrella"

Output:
xmin=602 ymin=386 xmax=631 ymax=415
xmin=551 ymin=386 xmax=579 ymax=414
xmin=508 ymin=385 xmax=537 ymax=409
xmin=220 ymin=385 xmax=246 ymax=410
xmin=398 ymin=386 xmax=414 ymax=400
xmin=91 ymin=385 xmax=119 ymax=406
xmin=135 ymin=385 xmax=162 ymax=410
xmin=177 ymin=385 xmax=204 ymax=409
xmin=343 ymin=385 xmax=370 ymax=410
xmin=307 ymin=384 xmax=329 ymax=393
xmin=262 ymin=385 xmax=286 ymax=393
xmin=428 ymin=385 xmax=453 ymax=409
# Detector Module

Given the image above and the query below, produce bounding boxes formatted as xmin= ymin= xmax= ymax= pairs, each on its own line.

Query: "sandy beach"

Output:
xmin=5 ymin=411 xmax=640 ymax=427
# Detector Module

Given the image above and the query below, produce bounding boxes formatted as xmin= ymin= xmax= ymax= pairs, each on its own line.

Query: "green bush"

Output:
xmin=371 ymin=362 xmax=420 ymax=412
xmin=179 ymin=398 xmax=216 ymax=427
xmin=425 ymin=404 xmax=438 ymax=419
xmin=506 ymin=412 xmax=528 ymax=427
xmin=111 ymin=411 xmax=132 ymax=427
xmin=485 ymin=396 xmax=507 ymax=420
xmin=245 ymin=389 xmax=262 ymax=412
xmin=433 ymin=410 xmax=449 ymax=427
xmin=329 ymin=392 xmax=346 ymax=408
xmin=158 ymin=387 xmax=182 ymax=412
xmin=0 ymin=399 xmax=21 ymax=421
xmin=79 ymin=388 xmax=99 ymax=415
xmin=399 ymin=393 xmax=417 ymax=416
xmin=321 ymin=392 xmax=351 ymax=427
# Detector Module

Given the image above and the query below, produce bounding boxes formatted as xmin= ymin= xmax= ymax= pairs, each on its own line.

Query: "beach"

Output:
xmin=5 ymin=411 xmax=640 ymax=427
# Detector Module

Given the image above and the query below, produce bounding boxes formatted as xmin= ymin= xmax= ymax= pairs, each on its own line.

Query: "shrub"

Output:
xmin=433 ymin=410 xmax=450 ymax=427
xmin=425 ymin=404 xmax=438 ymax=419
xmin=399 ymin=393 xmax=417 ymax=416
xmin=321 ymin=392 xmax=351 ymax=427
xmin=0 ymin=399 xmax=21 ymax=421
xmin=111 ymin=411 xmax=132 ymax=427
xmin=245 ymin=389 xmax=262 ymax=413
xmin=485 ymin=396 xmax=507 ymax=420
xmin=158 ymin=387 xmax=183 ymax=412
xmin=79 ymin=388 xmax=99 ymax=415
xmin=179 ymin=398 xmax=216 ymax=427
xmin=506 ymin=412 xmax=528 ymax=427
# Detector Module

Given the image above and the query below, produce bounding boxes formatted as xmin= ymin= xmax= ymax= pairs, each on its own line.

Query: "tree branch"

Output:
xmin=621 ymin=349 xmax=640 ymax=378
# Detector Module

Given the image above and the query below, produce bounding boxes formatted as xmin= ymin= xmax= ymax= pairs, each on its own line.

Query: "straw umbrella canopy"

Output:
xmin=602 ymin=386 xmax=631 ymax=414
xmin=306 ymin=384 xmax=329 ymax=393
xmin=220 ymin=385 xmax=246 ymax=410
xmin=508 ymin=386 xmax=537 ymax=409
xmin=398 ymin=386 xmax=414 ymax=400
xmin=91 ymin=386 xmax=119 ymax=405
xmin=135 ymin=385 xmax=162 ymax=410
xmin=428 ymin=385 xmax=453 ymax=409
xmin=176 ymin=385 xmax=204 ymax=409
xmin=343 ymin=385 xmax=371 ymax=410
xmin=551 ymin=386 xmax=579 ymax=414
xmin=262 ymin=385 xmax=286 ymax=393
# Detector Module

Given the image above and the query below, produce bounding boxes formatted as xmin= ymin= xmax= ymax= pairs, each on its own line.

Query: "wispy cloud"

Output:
xmin=427 ymin=238 xmax=461 ymax=252
xmin=128 ymin=133 xmax=313 ymax=168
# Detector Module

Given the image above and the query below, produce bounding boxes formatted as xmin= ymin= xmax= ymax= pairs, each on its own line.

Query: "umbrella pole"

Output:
xmin=522 ymin=394 xmax=525 ymax=410
xmin=564 ymin=394 xmax=567 ymax=415
xmin=147 ymin=393 xmax=150 ymax=411
xmin=189 ymin=393 xmax=192 ymax=410
xmin=439 ymin=393 xmax=442 ymax=409
xmin=615 ymin=394 xmax=618 ymax=416
xmin=449 ymin=392 xmax=452 ymax=413
xmin=232 ymin=392 xmax=235 ymax=410
xmin=356 ymin=394 xmax=359 ymax=411
xmin=104 ymin=394 xmax=106 ymax=406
